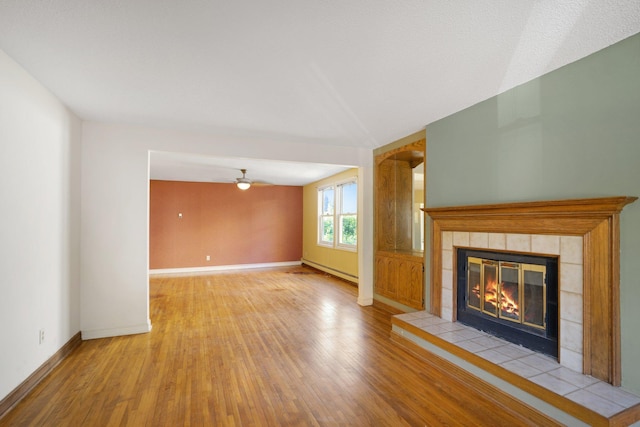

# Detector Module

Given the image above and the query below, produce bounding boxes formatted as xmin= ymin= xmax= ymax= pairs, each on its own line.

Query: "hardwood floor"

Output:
xmin=1 ymin=266 xmax=556 ymax=426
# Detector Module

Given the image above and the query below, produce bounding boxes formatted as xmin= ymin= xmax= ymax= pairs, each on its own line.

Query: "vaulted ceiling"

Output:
xmin=1 ymin=1 xmax=639 ymax=183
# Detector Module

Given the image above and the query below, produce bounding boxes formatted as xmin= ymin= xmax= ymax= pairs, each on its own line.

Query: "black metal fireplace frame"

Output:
xmin=456 ymin=248 xmax=559 ymax=358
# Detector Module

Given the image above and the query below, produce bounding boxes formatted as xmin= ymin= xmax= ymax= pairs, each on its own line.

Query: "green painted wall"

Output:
xmin=426 ymin=33 xmax=640 ymax=392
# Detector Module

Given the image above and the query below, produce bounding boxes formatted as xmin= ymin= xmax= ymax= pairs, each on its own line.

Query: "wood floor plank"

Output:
xmin=1 ymin=266 xmax=559 ymax=426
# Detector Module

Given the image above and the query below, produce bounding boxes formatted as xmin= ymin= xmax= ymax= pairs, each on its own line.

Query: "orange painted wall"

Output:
xmin=149 ymin=180 xmax=303 ymax=269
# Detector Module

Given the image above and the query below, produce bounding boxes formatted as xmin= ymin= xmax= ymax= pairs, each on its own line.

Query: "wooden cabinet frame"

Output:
xmin=374 ymin=138 xmax=425 ymax=310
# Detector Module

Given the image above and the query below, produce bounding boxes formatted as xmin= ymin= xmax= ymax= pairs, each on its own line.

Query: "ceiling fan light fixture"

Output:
xmin=236 ymin=180 xmax=251 ymax=190
xmin=235 ymin=169 xmax=251 ymax=190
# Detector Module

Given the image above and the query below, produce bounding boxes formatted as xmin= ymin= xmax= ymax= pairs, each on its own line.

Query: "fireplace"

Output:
xmin=423 ymin=197 xmax=637 ymax=385
xmin=456 ymin=248 xmax=558 ymax=358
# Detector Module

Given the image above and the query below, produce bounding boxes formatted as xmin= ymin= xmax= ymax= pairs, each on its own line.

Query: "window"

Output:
xmin=319 ymin=186 xmax=335 ymax=245
xmin=338 ymin=181 xmax=357 ymax=247
xmin=318 ymin=180 xmax=357 ymax=249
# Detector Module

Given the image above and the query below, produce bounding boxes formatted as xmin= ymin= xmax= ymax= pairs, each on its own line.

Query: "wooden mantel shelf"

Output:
xmin=422 ymin=196 xmax=637 ymax=386
xmin=424 ymin=196 xmax=637 ymax=221
xmin=424 ymin=196 xmax=636 ymax=217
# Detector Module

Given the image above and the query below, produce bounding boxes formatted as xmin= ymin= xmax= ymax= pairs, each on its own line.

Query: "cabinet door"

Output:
xmin=397 ymin=258 xmax=424 ymax=309
xmin=375 ymin=255 xmax=397 ymax=299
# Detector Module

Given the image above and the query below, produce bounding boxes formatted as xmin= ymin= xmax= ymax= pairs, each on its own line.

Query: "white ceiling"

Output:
xmin=150 ymin=151 xmax=354 ymax=186
xmin=1 ymin=1 xmax=639 ymax=184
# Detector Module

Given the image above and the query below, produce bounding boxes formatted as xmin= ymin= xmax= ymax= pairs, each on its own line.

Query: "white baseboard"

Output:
xmin=149 ymin=261 xmax=302 ymax=276
xmin=81 ymin=320 xmax=152 ymax=340
xmin=358 ymin=297 xmax=373 ymax=306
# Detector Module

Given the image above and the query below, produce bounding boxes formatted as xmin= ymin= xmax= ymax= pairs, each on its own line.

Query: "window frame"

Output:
xmin=317 ymin=185 xmax=335 ymax=247
xmin=336 ymin=180 xmax=357 ymax=250
xmin=317 ymin=178 xmax=357 ymax=251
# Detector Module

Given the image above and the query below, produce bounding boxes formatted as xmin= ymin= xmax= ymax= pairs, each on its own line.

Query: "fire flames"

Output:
xmin=472 ymin=280 xmax=519 ymax=317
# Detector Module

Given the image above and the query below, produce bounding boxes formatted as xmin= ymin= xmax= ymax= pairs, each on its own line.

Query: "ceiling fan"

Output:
xmin=234 ymin=169 xmax=271 ymax=190
xmin=235 ymin=169 xmax=252 ymax=190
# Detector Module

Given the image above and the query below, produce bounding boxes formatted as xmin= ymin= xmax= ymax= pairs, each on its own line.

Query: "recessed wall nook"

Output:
xmin=374 ymin=137 xmax=425 ymax=310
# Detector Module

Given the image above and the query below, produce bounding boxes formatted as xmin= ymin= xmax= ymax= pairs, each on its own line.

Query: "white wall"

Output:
xmin=80 ymin=122 xmax=374 ymax=338
xmin=0 ymin=49 xmax=374 ymax=403
xmin=0 ymin=50 xmax=81 ymax=400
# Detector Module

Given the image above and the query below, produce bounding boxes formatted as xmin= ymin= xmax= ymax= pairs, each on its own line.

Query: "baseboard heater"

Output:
xmin=300 ymin=259 xmax=358 ymax=284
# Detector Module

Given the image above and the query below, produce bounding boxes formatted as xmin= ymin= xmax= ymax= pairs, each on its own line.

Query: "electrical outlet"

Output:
xmin=206 ymin=255 xmax=211 ymax=261
xmin=39 ymin=329 xmax=45 ymax=344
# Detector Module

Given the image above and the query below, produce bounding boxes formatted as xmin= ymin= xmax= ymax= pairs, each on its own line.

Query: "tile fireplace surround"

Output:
xmin=445 ymin=231 xmax=576 ymax=366
xmin=389 ymin=197 xmax=640 ymax=425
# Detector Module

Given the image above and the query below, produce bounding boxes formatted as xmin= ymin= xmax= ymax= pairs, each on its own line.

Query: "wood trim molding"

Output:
xmin=374 ymin=138 xmax=425 ymax=165
xmin=423 ymin=196 xmax=637 ymax=386
xmin=0 ymin=332 xmax=82 ymax=419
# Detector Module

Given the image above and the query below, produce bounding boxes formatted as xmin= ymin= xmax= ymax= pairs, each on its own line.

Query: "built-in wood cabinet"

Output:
xmin=374 ymin=138 xmax=425 ymax=310
xmin=375 ymin=251 xmax=424 ymax=309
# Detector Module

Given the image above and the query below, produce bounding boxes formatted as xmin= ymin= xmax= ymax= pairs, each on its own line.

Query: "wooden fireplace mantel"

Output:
xmin=423 ymin=196 xmax=637 ymax=385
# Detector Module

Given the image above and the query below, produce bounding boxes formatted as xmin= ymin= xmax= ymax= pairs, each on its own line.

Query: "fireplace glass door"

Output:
xmin=467 ymin=257 xmax=546 ymax=330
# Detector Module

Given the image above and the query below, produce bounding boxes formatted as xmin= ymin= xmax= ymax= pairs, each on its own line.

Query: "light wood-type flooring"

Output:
xmin=1 ymin=266 xmax=555 ymax=426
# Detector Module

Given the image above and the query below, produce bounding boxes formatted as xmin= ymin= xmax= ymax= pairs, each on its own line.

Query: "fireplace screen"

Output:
xmin=458 ymin=248 xmax=558 ymax=358
xmin=467 ymin=257 xmax=546 ymax=330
